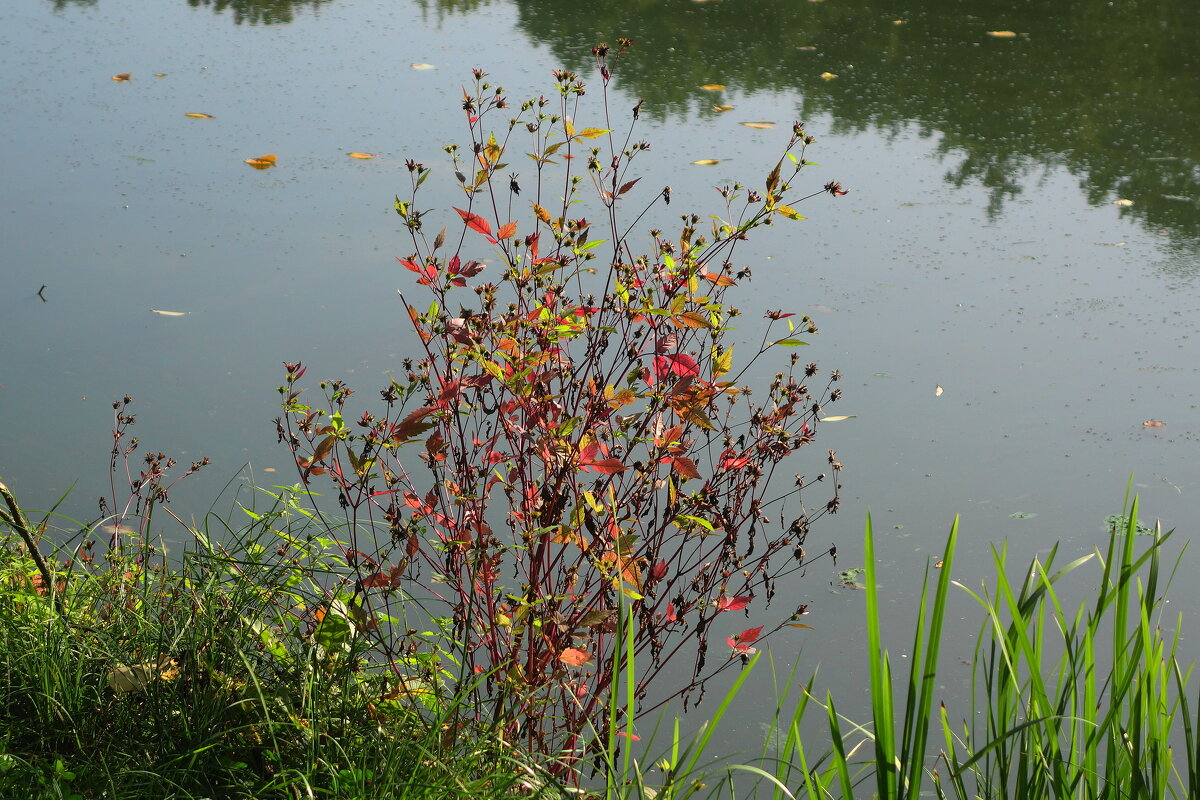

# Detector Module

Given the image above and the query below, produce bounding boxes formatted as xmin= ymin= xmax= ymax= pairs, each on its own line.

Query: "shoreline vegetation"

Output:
xmin=0 ymin=477 xmax=1193 ymax=798
xmin=4 ymin=53 xmax=1196 ymax=799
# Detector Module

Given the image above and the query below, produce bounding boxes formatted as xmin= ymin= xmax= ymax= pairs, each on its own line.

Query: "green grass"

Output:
xmin=1 ymin=477 xmax=1196 ymax=799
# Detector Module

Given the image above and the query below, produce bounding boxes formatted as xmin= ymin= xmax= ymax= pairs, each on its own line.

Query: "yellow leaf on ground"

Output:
xmin=692 ymin=159 xmax=721 ymax=165
xmin=347 ymin=152 xmax=375 ymax=159
xmin=740 ymin=121 xmax=775 ymax=129
xmin=184 ymin=112 xmax=213 ymax=119
xmin=699 ymin=84 xmax=727 ymax=90
xmin=112 ymin=73 xmax=131 ymax=81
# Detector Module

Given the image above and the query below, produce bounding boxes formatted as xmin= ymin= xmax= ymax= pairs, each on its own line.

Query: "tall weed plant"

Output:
xmin=275 ymin=42 xmax=850 ymax=766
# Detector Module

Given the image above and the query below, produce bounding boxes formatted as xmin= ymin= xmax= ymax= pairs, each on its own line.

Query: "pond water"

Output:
xmin=3 ymin=0 xmax=1199 ymax=765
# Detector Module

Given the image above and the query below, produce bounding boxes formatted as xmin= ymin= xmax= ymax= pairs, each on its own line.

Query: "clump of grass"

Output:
xmin=721 ymin=485 xmax=1196 ymax=800
xmin=0 ymin=476 xmax=560 ymax=800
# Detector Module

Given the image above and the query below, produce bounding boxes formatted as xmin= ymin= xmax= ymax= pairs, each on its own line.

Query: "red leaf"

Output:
xmin=397 ymin=257 xmax=422 ymax=273
xmin=736 ymin=625 xmax=764 ymax=644
xmin=717 ymin=595 xmax=752 ymax=612
xmin=672 ymin=456 xmax=700 ymax=480
xmin=617 ymin=177 xmax=641 ymax=196
xmin=590 ymin=458 xmax=628 ymax=475
xmin=654 ymin=353 xmax=700 ymax=380
xmin=394 ymin=406 xmax=438 ymax=441
xmin=666 ymin=602 xmax=678 ymax=622
xmin=454 ymin=207 xmax=492 ymax=236
xmin=497 ymin=220 xmax=518 ymax=240
xmin=651 ymin=560 xmax=668 ymax=581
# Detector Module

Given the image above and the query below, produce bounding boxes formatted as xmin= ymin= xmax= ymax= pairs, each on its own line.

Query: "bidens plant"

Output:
xmin=277 ymin=41 xmax=849 ymax=765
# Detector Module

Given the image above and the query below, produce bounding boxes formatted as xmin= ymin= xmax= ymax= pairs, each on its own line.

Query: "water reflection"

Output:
xmin=185 ymin=0 xmax=333 ymax=24
xmin=51 ymin=0 xmax=334 ymax=24
xmin=422 ymin=0 xmax=1199 ymax=247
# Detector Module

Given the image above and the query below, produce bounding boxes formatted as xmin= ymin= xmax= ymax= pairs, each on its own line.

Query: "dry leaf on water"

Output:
xmin=112 ymin=73 xmax=131 ymax=81
xmin=245 ymin=154 xmax=277 ymax=169
xmin=820 ymin=72 xmax=838 ymax=80
xmin=347 ymin=152 xmax=375 ymax=159
xmin=986 ymin=30 xmax=1018 ymax=37
xmin=799 ymin=46 xmax=817 ymax=51
xmin=184 ymin=113 xmax=214 ymax=119
xmin=740 ymin=121 xmax=775 ymax=129
xmin=1114 ymin=199 xmax=1133 ymax=206
xmin=410 ymin=63 xmax=435 ymax=70
xmin=150 ymin=309 xmax=188 ymax=316
xmin=712 ymin=104 xmax=734 ymax=112
xmin=1143 ymin=419 xmax=1166 ymax=427
xmin=935 ymin=384 xmax=944 ymax=396
xmin=692 ymin=159 xmax=721 ymax=165
xmin=699 ymin=84 xmax=726 ymax=90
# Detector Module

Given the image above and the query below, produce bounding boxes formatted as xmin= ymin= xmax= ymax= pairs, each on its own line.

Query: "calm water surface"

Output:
xmin=2 ymin=0 xmax=1198 ymax=757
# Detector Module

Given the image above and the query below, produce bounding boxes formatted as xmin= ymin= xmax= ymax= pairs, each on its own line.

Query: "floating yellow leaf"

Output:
xmin=150 ymin=309 xmax=188 ymax=316
xmin=184 ymin=112 xmax=214 ymax=119
xmin=740 ymin=121 xmax=775 ymax=129
xmin=935 ymin=384 xmax=944 ymax=396
xmin=934 ymin=560 xmax=944 ymax=569
xmin=712 ymin=104 xmax=734 ymax=112
xmin=262 ymin=467 xmax=277 ymax=472
xmin=410 ymin=63 xmax=435 ymax=70
xmin=245 ymin=154 xmax=277 ymax=169
xmin=154 ymin=72 xmax=167 ymax=77
xmin=1113 ymin=198 xmax=1133 ymax=206
xmin=347 ymin=152 xmax=375 ymax=159
xmin=986 ymin=30 xmax=1017 ymax=37
xmin=112 ymin=73 xmax=131 ymax=81
xmin=820 ymin=72 xmax=838 ymax=80
xmin=692 ymin=159 xmax=721 ymax=165
xmin=699 ymin=84 xmax=726 ymax=90
xmin=892 ymin=20 xmax=906 ymax=25
xmin=1143 ymin=419 xmax=1166 ymax=427
xmin=819 ymin=415 xmax=857 ymax=422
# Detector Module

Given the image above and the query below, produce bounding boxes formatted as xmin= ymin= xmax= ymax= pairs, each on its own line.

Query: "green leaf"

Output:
xmin=772 ymin=338 xmax=809 ymax=346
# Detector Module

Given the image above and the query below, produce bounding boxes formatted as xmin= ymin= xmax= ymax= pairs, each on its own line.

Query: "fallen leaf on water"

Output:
xmin=410 ymin=63 xmax=435 ymax=70
xmin=1113 ymin=198 xmax=1133 ymax=206
xmin=740 ymin=121 xmax=775 ymax=129
xmin=699 ymin=84 xmax=727 ymax=91
xmin=184 ymin=112 xmax=214 ymax=119
xmin=819 ymin=415 xmax=857 ymax=422
xmin=691 ymin=159 xmax=721 ymax=165
xmin=262 ymin=467 xmax=277 ymax=472
xmin=820 ymin=72 xmax=838 ymax=80
xmin=799 ymin=45 xmax=817 ymax=51
xmin=112 ymin=73 xmax=131 ymax=81
xmin=712 ymin=104 xmax=734 ymax=112
xmin=987 ymin=30 xmax=1018 ymax=38
xmin=1010 ymin=512 xmax=1037 ymax=520
xmin=150 ymin=309 xmax=189 ymax=316
xmin=893 ymin=20 xmax=906 ymax=25
xmin=934 ymin=560 xmax=944 ymax=569
xmin=245 ymin=154 xmax=277 ymax=169
xmin=1143 ymin=419 xmax=1166 ymax=427
xmin=154 ymin=73 xmax=167 ymax=77
xmin=347 ymin=152 xmax=375 ymax=159
xmin=935 ymin=384 xmax=944 ymax=396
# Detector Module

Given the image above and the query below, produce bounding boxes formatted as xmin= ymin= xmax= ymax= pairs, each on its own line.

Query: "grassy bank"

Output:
xmin=1 ymin=477 xmax=1194 ymax=799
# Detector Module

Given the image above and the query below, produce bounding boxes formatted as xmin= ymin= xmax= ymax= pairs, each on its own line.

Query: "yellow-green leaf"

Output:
xmin=775 ymin=205 xmax=807 ymax=220
xmin=575 ymin=127 xmax=611 ymax=140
